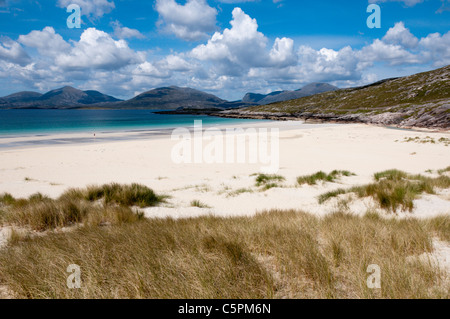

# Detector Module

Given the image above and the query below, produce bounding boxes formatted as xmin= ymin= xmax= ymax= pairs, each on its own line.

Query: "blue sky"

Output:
xmin=0 ymin=0 xmax=449 ymax=100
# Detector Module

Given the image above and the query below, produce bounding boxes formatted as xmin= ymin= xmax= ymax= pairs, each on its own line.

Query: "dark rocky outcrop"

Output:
xmin=214 ymin=101 xmax=450 ymax=129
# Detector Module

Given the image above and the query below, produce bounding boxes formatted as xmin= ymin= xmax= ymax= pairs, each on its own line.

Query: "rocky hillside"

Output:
xmin=217 ymin=65 xmax=450 ymax=129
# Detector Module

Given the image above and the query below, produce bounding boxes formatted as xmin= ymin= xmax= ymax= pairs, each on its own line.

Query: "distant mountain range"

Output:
xmin=0 ymin=86 xmax=121 ymax=109
xmin=111 ymin=86 xmax=250 ymax=110
xmin=243 ymin=83 xmax=338 ymax=105
xmin=0 ymin=83 xmax=338 ymax=110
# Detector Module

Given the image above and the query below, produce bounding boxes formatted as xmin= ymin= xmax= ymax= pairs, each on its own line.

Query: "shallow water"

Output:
xmin=0 ymin=109 xmax=264 ymax=136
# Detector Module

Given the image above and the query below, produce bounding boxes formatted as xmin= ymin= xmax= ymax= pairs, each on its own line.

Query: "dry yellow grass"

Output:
xmin=0 ymin=184 xmax=160 ymax=231
xmin=0 ymin=209 xmax=448 ymax=299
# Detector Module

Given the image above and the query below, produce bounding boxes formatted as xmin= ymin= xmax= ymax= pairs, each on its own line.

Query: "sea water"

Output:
xmin=0 ymin=109 xmax=263 ymax=136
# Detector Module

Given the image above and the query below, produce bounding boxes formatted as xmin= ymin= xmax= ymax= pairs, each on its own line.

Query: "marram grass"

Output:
xmin=319 ymin=169 xmax=450 ymax=212
xmin=0 ymin=183 xmax=162 ymax=231
xmin=0 ymin=209 xmax=448 ymax=299
xmin=0 ymin=176 xmax=448 ymax=299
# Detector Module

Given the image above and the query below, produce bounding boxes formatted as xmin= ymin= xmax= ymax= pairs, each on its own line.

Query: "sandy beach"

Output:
xmin=0 ymin=121 xmax=449 ymax=219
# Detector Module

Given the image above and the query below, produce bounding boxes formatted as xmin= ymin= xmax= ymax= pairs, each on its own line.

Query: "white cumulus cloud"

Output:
xmin=155 ymin=0 xmax=217 ymax=41
xmin=111 ymin=21 xmax=145 ymax=39
xmin=19 ymin=27 xmax=71 ymax=57
xmin=0 ymin=37 xmax=31 ymax=66
xmin=55 ymin=28 xmax=144 ymax=70
xmin=368 ymin=0 xmax=424 ymax=7
xmin=191 ymin=8 xmax=296 ymax=74
xmin=359 ymin=39 xmax=420 ymax=65
xmin=382 ymin=22 xmax=419 ymax=49
xmin=419 ymin=31 xmax=450 ymax=67
xmin=57 ymin=0 xmax=115 ymax=18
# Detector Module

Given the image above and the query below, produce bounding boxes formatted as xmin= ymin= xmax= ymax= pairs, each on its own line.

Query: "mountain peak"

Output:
xmin=48 ymin=86 xmax=80 ymax=93
xmin=61 ymin=85 xmax=78 ymax=91
xmin=1 ymin=91 xmax=43 ymax=104
xmin=119 ymin=86 xmax=226 ymax=109
xmin=0 ymin=86 xmax=120 ymax=108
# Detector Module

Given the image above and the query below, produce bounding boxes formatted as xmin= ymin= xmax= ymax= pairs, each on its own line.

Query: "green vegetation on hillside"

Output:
xmin=248 ymin=65 xmax=450 ymax=118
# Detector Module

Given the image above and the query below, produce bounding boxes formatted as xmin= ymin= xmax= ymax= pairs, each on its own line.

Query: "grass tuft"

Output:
xmin=319 ymin=169 xmax=450 ymax=212
xmin=437 ymin=166 xmax=450 ymax=175
xmin=190 ymin=200 xmax=210 ymax=208
xmin=0 ymin=193 xmax=16 ymax=206
xmin=84 ymin=183 xmax=163 ymax=208
xmin=374 ymin=169 xmax=407 ymax=181
xmin=297 ymin=170 xmax=355 ymax=186
xmin=255 ymin=174 xmax=285 ymax=189
xmin=227 ymin=188 xmax=254 ymax=197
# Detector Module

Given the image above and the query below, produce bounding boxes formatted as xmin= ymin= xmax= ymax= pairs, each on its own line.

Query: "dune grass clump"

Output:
xmin=0 ymin=184 xmax=161 ymax=231
xmin=297 ymin=170 xmax=355 ymax=186
xmin=0 ymin=193 xmax=16 ymax=206
xmin=319 ymin=169 xmax=450 ymax=212
xmin=3 ymin=199 xmax=85 ymax=231
xmin=0 ymin=210 xmax=447 ymax=299
xmin=373 ymin=169 xmax=407 ymax=181
xmin=227 ymin=188 xmax=254 ymax=197
xmin=1 ymin=195 xmax=145 ymax=231
xmin=318 ymin=189 xmax=349 ymax=204
xmin=255 ymin=174 xmax=285 ymax=190
xmin=84 ymin=183 xmax=163 ymax=208
xmin=401 ymin=136 xmax=449 ymax=146
xmin=190 ymin=200 xmax=210 ymax=208
xmin=437 ymin=166 xmax=450 ymax=175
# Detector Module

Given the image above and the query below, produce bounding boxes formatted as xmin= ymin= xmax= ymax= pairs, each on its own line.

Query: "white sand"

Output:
xmin=408 ymin=239 xmax=450 ymax=278
xmin=0 ymin=122 xmax=449 ymax=219
xmin=0 ymin=227 xmax=10 ymax=249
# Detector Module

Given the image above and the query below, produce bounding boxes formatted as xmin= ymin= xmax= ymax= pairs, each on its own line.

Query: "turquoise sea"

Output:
xmin=0 ymin=109 xmax=263 ymax=136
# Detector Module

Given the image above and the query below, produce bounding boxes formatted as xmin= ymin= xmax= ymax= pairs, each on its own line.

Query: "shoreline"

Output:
xmin=0 ymin=120 xmax=342 ymax=150
xmin=210 ymin=111 xmax=450 ymax=133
